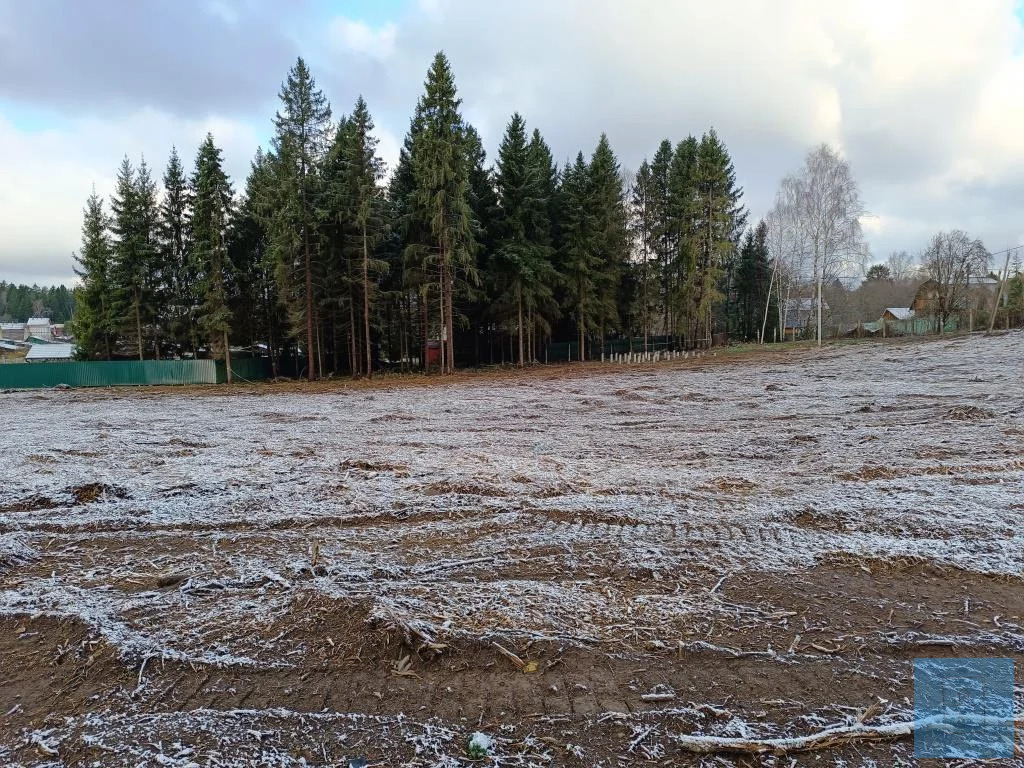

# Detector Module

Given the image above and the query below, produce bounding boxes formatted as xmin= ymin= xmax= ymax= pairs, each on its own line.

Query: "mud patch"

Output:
xmin=71 ymin=483 xmax=129 ymax=505
xmin=946 ymin=404 xmax=996 ymax=420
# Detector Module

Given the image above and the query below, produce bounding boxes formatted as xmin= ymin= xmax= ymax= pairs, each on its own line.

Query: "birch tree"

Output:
xmin=919 ymin=230 xmax=988 ymax=333
xmin=771 ymin=144 xmax=867 ymax=344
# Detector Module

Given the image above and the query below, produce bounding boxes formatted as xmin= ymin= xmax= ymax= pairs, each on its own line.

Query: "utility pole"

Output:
xmin=988 ymin=250 xmax=1013 ymax=333
xmin=816 ymin=254 xmax=823 ymax=347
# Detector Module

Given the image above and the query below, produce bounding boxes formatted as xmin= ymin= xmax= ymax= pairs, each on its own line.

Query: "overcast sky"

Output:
xmin=2 ymin=0 xmax=1023 ymax=286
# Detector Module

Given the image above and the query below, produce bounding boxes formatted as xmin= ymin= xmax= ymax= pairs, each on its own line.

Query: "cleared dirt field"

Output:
xmin=1 ymin=333 xmax=1022 ymax=766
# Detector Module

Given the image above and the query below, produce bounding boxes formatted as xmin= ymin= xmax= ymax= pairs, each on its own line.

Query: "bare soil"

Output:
xmin=1 ymin=332 xmax=1022 ymax=766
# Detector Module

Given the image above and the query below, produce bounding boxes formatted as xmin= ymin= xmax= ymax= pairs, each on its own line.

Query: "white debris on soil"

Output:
xmin=1 ymin=332 xmax=1023 ymax=765
xmin=468 ymin=730 xmax=494 ymax=756
xmin=0 ymin=534 xmax=36 ymax=572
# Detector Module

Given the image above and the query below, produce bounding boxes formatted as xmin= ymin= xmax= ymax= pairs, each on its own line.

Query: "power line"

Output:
xmin=988 ymin=243 xmax=1024 ymax=257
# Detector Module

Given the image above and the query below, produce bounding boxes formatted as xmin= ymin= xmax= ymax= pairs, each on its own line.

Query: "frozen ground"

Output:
xmin=1 ymin=333 xmax=1022 ymax=766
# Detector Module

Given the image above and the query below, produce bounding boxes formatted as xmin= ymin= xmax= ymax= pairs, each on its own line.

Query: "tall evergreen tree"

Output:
xmin=409 ymin=52 xmax=477 ymax=373
xmin=384 ymin=103 xmax=433 ymax=371
xmin=667 ymin=136 xmax=698 ymax=341
xmin=649 ymin=140 xmax=674 ymax=335
xmin=270 ymin=57 xmax=332 ymax=379
xmin=494 ymin=113 xmax=537 ymax=365
xmin=691 ymin=129 xmax=746 ymax=346
xmin=190 ymin=134 xmax=235 ymax=376
xmin=630 ymin=160 xmax=658 ymax=350
xmin=351 ymin=98 xmax=386 ymax=377
xmin=586 ymin=134 xmax=629 ymax=349
xmin=158 ymin=147 xmax=193 ymax=356
xmin=72 ymin=190 xmax=115 ymax=359
xmin=462 ymin=123 xmax=497 ymax=365
xmin=321 ymin=114 xmax=357 ymax=374
xmin=524 ymin=128 xmax=560 ymax=359
xmin=231 ymin=148 xmax=289 ymax=376
xmin=110 ymin=156 xmax=158 ymax=359
xmin=558 ymin=152 xmax=599 ymax=360
xmin=735 ymin=220 xmax=776 ymax=342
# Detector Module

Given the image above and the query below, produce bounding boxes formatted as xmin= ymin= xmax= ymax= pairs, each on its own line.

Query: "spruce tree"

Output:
xmin=190 ymin=134 xmax=235 ymax=377
xmin=387 ymin=106 xmax=429 ymax=370
xmin=586 ymin=134 xmax=629 ymax=350
xmin=493 ymin=113 xmax=558 ymax=366
xmin=321 ymin=115 xmax=357 ymax=374
xmin=158 ymin=147 xmax=192 ymax=356
xmin=271 ymin=57 xmax=332 ymax=379
xmin=691 ymin=129 xmax=746 ymax=346
xmin=232 ymin=148 xmax=288 ymax=376
xmin=349 ymin=96 xmax=387 ymax=377
xmin=110 ymin=156 xmax=158 ymax=359
xmin=462 ymin=123 xmax=497 ymax=365
xmin=410 ymin=52 xmax=477 ymax=373
xmin=524 ymin=128 xmax=559 ymax=360
xmin=649 ymin=140 xmax=674 ymax=336
xmin=735 ymin=220 xmax=775 ymax=342
xmin=558 ymin=152 xmax=598 ymax=360
xmin=72 ymin=190 xmax=115 ymax=359
xmin=667 ymin=136 xmax=698 ymax=341
xmin=630 ymin=160 xmax=657 ymax=350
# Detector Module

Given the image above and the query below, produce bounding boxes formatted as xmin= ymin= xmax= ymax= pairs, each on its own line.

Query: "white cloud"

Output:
xmin=328 ymin=18 xmax=396 ymax=60
xmin=5 ymin=0 xmax=1024 ymax=285
xmin=0 ymin=110 xmax=262 ymax=285
xmin=320 ymin=0 xmax=1024 ymax=260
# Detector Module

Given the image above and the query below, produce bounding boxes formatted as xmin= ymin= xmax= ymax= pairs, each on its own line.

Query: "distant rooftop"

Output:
xmin=26 ymin=317 xmax=51 ymax=325
xmin=25 ymin=343 xmax=75 ymax=361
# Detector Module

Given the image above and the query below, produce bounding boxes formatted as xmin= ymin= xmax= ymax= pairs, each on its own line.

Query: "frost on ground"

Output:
xmin=1 ymin=333 xmax=1022 ymax=766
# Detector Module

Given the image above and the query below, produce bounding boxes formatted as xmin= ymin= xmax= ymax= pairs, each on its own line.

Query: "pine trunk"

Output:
xmin=224 ymin=331 xmax=233 ymax=384
xmin=349 ymin=298 xmax=358 ymax=377
xmin=517 ymin=285 xmax=524 ymax=367
xmin=304 ymin=232 xmax=316 ymax=380
xmin=438 ymin=264 xmax=446 ymax=374
xmin=445 ymin=264 xmax=455 ymax=374
xmin=362 ymin=225 xmax=372 ymax=378
xmin=135 ymin=292 xmax=143 ymax=361
xmin=421 ymin=287 xmax=428 ymax=372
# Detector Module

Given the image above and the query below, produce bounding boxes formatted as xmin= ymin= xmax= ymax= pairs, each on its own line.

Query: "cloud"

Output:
xmin=3 ymin=0 xmax=1024 ymax=286
xmin=317 ymin=0 xmax=1024 ymax=261
xmin=329 ymin=18 xmax=397 ymax=59
xmin=0 ymin=0 xmax=296 ymax=118
xmin=0 ymin=110 xmax=262 ymax=285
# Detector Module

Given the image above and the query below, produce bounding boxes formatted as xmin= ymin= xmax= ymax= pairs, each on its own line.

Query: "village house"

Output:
xmin=912 ymin=276 xmax=1005 ymax=315
xmin=25 ymin=317 xmax=53 ymax=342
xmin=0 ymin=322 xmax=26 ymax=342
xmin=881 ymin=307 xmax=914 ymax=322
xmin=781 ymin=298 xmax=830 ymax=340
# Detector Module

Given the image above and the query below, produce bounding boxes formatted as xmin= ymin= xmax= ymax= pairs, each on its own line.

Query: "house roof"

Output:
xmin=26 ymin=317 xmax=51 ymax=326
xmin=0 ymin=341 xmax=20 ymax=351
xmin=0 ymin=322 xmax=26 ymax=330
xmin=25 ymin=343 xmax=75 ymax=361
xmin=967 ymin=276 xmax=998 ymax=287
xmin=884 ymin=307 xmax=914 ymax=320
xmin=782 ymin=298 xmax=831 ymax=312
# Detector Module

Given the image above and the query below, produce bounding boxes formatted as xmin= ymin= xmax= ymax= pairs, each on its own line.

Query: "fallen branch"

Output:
xmin=491 ymin=641 xmax=526 ymax=669
xmin=670 ymin=713 xmax=1024 ymax=755
xmin=640 ymin=693 xmax=676 ymax=703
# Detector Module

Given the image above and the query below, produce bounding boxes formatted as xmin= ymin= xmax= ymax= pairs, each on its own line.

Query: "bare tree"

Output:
xmin=765 ymin=181 xmax=811 ymax=340
xmin=886 ymin=250 xmax=917 ymax=282
xmin=770 ymin=145 xmax=868 ymax=344
xmin=918 ymin=230 xmax=989 ymax=333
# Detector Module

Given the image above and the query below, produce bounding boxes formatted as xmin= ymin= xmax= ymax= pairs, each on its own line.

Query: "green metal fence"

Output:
xmin=0 ymin=358 xmax=271 ymax=389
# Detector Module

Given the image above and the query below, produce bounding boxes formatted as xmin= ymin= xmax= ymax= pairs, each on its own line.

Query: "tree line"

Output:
xmin=0 ymin=282 xmax=74 ymax=324
xmin=73 ymin=52 xmax=772 ymax=377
